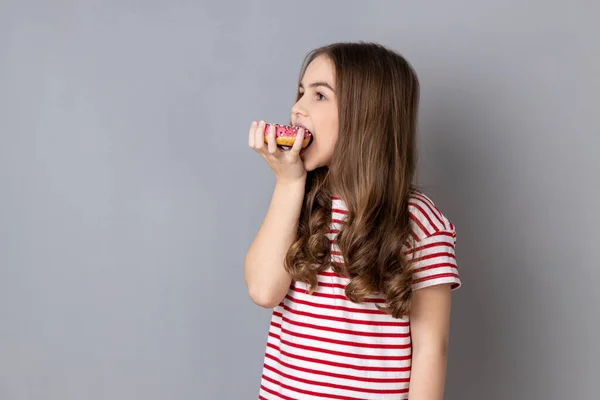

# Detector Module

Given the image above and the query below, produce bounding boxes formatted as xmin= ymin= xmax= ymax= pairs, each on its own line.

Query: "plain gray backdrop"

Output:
xmin=1 ymin=0 xmax=598 ymax=399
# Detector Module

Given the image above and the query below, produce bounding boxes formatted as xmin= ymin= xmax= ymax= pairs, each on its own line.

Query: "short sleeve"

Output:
xmin=407 ymin=228 xmax=461 ymax=291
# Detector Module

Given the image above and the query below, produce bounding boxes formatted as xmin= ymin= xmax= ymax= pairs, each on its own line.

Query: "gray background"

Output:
xmin=1 ymin=0 xmax=598 ymax=399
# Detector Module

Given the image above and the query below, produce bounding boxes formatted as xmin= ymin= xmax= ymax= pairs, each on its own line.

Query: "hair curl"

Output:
xmin=284 ymin=42 xmax=420 ymax=319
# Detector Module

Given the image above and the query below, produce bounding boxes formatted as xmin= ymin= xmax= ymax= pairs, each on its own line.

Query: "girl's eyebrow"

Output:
xmin=299 ymin=81 xmax=335 ymax=93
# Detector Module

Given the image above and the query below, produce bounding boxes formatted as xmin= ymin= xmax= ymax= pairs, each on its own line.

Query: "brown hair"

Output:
xmin=284 ymin=42 xmax=420 ymax=318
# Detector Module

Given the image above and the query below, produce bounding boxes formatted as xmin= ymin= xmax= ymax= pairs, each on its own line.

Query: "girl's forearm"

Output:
xmin=244 ymin=179 xmax=305 ymax=308
xmin=407 ymin=348 xmax=448 ymax=400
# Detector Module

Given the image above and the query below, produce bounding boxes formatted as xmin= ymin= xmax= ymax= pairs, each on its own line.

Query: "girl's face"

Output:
xmin=291 ymin=55 xmax=339 ymax=172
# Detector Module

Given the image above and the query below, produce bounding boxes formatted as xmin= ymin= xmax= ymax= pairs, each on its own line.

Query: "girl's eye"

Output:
xmin=316 ymin=92 xmax=326 ymax=100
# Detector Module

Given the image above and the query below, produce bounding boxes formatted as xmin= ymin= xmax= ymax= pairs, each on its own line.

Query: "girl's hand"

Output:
xmin=248 ymin=120 xmax=307 ymax=185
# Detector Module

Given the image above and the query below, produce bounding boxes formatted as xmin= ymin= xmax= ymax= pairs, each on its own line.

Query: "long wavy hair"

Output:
xmin=284 ymin=42 xmax=420 ymax=318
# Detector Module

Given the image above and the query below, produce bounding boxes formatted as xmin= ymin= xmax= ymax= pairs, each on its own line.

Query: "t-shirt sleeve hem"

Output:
xmin=407 ymin=228 xmax=461 ymax=292
xmin=412 ymin=275 xmax=462 ymax=291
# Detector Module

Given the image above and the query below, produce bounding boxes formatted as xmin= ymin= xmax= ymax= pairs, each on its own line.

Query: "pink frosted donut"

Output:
xmin=264 ymin=123 xmax=312 ymax=149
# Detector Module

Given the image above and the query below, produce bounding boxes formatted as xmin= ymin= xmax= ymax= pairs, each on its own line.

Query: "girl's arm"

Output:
xmin=245 ymin=121 xmax=308 ymax=308
xmin=244 ymin=179 xmax=305 ymax=308
xmin=407 ymin=283 xmax=453 ymax=400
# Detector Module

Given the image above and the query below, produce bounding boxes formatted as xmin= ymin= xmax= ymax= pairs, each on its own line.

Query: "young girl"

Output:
xmin=245 ymin=41 xmax=461 ymax=400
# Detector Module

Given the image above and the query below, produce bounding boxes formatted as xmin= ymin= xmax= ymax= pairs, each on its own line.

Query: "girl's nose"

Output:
xmin=291 ymin=102 xmax=308 ymax=118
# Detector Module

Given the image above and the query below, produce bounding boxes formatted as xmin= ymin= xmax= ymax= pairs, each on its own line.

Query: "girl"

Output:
xmin=245 ymin=42 xmax=461 ymax=400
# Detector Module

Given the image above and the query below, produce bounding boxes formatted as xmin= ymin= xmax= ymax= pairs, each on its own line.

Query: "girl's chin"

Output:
xmin=302 ymin=159 xmax=320 ymax=173
xmin=300 ymin=146 xmax=324 ymax=171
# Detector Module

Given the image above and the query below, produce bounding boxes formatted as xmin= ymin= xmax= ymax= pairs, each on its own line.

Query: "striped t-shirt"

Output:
xmin=258 ymin=191 xmax=461 ymax=399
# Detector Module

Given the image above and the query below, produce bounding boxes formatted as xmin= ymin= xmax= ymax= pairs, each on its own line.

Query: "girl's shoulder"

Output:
xmin=407 ymin=189 xmax=456 ymax=243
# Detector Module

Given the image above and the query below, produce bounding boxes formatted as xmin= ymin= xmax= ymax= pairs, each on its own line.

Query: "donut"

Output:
xmin=264 ymin=123 xmax=312 ymax=149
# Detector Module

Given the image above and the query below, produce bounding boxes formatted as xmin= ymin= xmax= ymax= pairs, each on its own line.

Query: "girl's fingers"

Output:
xmin=254 ymin=121 xmax=266 ymax=151
xmin=267 ymin=124 xmax=277 ymax=154
xmin=248 ymin=121 xmax=257 ymax=148
xmin=289 ymin=127 xmax=305 ymax=156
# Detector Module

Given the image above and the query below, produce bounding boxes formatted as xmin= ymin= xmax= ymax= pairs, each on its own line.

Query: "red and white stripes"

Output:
xmin=258 ymin=191 xmax=461 ymax=399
